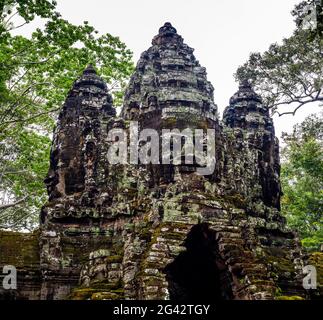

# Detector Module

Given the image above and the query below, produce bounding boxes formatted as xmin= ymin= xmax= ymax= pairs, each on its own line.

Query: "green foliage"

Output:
xmin=235 ymin=1 xmax=323 ymax=116
xmin=281 ymin=114 xmax=323 ymax=250
xmin=0 ymin=0 xmax=134 ymax=230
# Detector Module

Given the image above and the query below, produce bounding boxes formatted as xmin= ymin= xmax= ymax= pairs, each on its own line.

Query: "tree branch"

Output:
xmin=0 ymin=107 xmax=60 ymax=127
xmin=276 ymin=97 xmax=323 ymax=116
xmin=0 ymin=196 xmax=28 ymax=210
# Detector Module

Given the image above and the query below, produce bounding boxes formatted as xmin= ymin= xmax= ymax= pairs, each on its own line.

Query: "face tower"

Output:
xmin=223 ymin=80 xmax=281 ymax=209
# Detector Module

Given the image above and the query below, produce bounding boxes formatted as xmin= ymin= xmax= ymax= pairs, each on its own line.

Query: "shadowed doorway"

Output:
xmin=164 ymin=223 xmax=233 ymax=301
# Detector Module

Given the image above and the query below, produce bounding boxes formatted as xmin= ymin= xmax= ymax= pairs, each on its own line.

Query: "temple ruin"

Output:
xmin=0 ymin=22 xmax=322 ymax=300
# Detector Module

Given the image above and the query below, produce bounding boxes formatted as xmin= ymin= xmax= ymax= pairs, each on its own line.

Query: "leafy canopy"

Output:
xmin=281 ymin=113 xmax=323 ymax=250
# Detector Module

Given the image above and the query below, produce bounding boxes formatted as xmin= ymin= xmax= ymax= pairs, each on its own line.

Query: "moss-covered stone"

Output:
xmin=0 ymin=230 xmax=40 ymax=267
xmin=275 ymin=296 xmax=305 ymax=300
xmin=69 ymin=285 xmax=124 ymax=300
xmin=106 ymin=255 xmax=123 ymax=263
xmin=308 ymin=252 xmax=323 ymax=282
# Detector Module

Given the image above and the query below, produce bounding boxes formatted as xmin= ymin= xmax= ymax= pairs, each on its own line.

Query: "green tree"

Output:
xmin=0 ymin=0 xmax=134 ymax=230
xmin=235 ymin=1 xmax=322 ymax=116
xmin=281 ymin=114 xmax=323 ymax=250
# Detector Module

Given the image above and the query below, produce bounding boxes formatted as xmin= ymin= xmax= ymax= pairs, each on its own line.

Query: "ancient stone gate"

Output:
xmin=0 ymin=23 xmax=322 ymax=300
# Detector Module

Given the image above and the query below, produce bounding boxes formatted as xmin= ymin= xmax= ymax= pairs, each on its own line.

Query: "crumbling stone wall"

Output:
xmin=0 ymin=231 xmax=40 ymax=300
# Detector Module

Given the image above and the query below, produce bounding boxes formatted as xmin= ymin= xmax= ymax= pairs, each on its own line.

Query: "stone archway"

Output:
xmin=164 ymin=223 xmax=234 ymax=301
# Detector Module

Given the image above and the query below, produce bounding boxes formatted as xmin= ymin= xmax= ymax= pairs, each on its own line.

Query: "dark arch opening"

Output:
xmin=164 ymin=223 xmax=233 ymax=301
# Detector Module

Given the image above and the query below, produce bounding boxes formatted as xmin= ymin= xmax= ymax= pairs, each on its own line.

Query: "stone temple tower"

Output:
xmin=0 ymin=23 xmax=321 ymax=300
xmin=44 ymin=64 xmax=115 ymax=203
xmin=223 ymin=80 xmax=281 ymax=210
xmin=122 ymin=22 xmax=218 ymax=124
xmin=122 ymin=22 xmax=222 ymax=181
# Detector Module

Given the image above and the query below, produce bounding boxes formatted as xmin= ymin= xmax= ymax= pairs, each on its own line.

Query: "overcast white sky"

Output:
xmin=17 ymin=0 xmax=321 ymax=140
